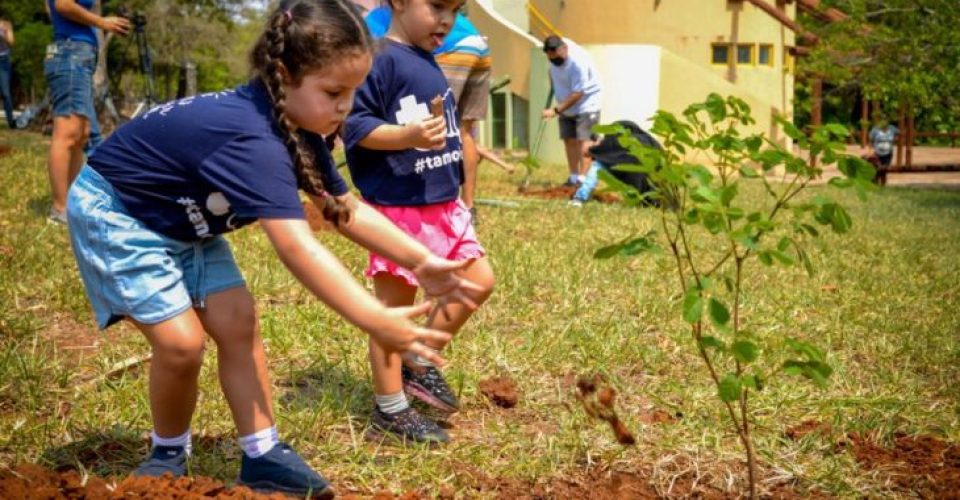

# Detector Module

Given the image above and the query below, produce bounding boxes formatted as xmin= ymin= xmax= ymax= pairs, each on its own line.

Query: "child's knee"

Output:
xmin=155 ymin=335 xmax=206 ymax=375
xmin=470 ymin=263 xmax=496 ymax=303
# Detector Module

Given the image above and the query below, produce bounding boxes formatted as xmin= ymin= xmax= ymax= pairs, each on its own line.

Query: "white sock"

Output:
xmin=238 ymin=426 xmax=279 ymax=459
xmin=375 ymin=392 xmax=409 ymax=414
xmin=413 ymin=345 xmax=442 ymax=368
xmin=151 ymin=429 xmax=192 ymax=456
xmin=576 ymin=174 xmax=587 ymax=184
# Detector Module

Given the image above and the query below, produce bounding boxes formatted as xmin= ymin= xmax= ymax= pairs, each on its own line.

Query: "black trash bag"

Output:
xmin=588 ymin=120 xmax=662 ymax=197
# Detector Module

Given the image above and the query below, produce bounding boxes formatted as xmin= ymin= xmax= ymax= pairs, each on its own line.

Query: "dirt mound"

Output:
xmin=0 ymin=464 xmax=289 ymax=499
xmin=785 ymin=420 xmax=832 ymax=440
xmin=451 ymin=463 xmax=657 ymax=499
xmin=843 ymin=433 xmax=960 ymax=498
xmin=0 ymin=144 xmax=11 ymax=158
xmin=478 ymin=376 xmax=519 ymax=408
xmin=518 ymin=185 xmax=621 ymax=204
xmin=574 ymin=374 xmax=636 ymax=445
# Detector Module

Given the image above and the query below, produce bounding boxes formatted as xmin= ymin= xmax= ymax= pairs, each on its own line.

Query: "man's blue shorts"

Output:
xmin=67 ymin=165 xmax=246 ymax=330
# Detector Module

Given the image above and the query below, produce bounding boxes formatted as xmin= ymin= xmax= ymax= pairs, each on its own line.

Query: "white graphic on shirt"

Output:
xmin=206 ymin=192 xmax=231 ymax=216
xmin=177 ymin=197 xmax=211 ymax=238
xmin=394 ymin=88 xmax=461 ymax=154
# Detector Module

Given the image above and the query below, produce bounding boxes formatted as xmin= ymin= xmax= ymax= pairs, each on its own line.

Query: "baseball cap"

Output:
xmin=542 ymin=35 xmax=564 ymax=52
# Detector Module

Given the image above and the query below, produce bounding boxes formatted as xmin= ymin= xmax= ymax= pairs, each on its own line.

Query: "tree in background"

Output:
xmin=797 ymin=0 xmax=960 ymax=141
xmin=0 ymin=0 xmax=266 ymax=106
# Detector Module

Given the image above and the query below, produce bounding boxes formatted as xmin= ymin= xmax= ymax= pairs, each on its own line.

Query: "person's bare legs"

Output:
xmin=578 ymin=139 xmax=592 ymax=177
xmin=460 ymin=120 xmax=479 ymax=209
xmin=198 ymin=286 xmax=274 ymax=435
xmin=421 ymin=257 xmax=494 ymax=349
xmin=563 ymin=138 xmax=581 ymax=180
xmin=133 ymin=311 xmax=207 ymax=438
xmin=369 ymin=274 xmax=418 ymax=396
xmin=48 ymin=114 xmax=89 ymax=213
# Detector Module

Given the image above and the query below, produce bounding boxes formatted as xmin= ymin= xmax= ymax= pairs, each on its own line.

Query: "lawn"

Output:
xmin=0 ymin=128 xmax=958 ymax=498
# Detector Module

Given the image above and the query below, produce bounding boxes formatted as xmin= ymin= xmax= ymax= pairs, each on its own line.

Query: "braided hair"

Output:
xmin=250 ymin=0 xmax=373 ymax=226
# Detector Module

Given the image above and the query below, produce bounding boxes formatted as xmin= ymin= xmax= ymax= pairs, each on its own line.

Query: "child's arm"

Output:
xmin=259 ymin=218 xmax=452 ymax=365
xmin=358 ymin=115 xmax=447 ymax=151
xmin=308 ymin=192 xmax=484 ymax=305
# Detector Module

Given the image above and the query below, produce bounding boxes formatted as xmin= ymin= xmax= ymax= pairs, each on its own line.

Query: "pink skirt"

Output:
xmin=365 ymin=199 xmax=485 ymax=287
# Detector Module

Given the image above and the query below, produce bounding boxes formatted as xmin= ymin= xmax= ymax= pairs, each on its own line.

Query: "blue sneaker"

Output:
xmin=238 ymin=442 xmax=334 ymax=499
xmin=133 ymin=445 xmax=187 ymax=478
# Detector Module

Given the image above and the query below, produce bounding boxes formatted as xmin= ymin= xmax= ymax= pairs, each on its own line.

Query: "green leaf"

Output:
xmin=594 ymin=242 xmax=624 ymax=259
xmin=682 ymin=290 xmax=703 ymax=323
xmin=622 ymin=236 xmax=660 ymax=256
xmin=758 ymin=251 xmax=774 ymax=266
xmin=705 ymin=93 xmax=727 ymax=123
xmin=708 ymin=298 xmax=730 ymax=327
xmin=731 ymin=340 xmax=760 ymax=363
xmin=593 ymin=123 xmax=625 ymax=135
xmin=742 ymin=373 xmax=763 ymax=391
xmin=739 ymin=165 xmax=761 ymax=178
xmin=699 ymin=336 xmax=727 ymax=352
xmin=718 ymin=374 xmax=742 ymax=402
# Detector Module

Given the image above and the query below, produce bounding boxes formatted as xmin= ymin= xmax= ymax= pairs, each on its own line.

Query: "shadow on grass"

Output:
xmin=28 ymin=196 xmax=51 ymax=218
xmin=39 ymin=426 xmax=145 ymax=477
xmin=276 ymin=360 xmax=374 ymax=420
xmin=39 ymin=429 xmax=248 ymax=482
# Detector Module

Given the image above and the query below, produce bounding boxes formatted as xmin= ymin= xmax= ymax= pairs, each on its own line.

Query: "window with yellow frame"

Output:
xmin=736 ymin=44 xmax=754 ymax=65
xmin=711 ymin=43 xmax=732 ymax=65
xmin=758 ymin=44 xmax=774 ymax=66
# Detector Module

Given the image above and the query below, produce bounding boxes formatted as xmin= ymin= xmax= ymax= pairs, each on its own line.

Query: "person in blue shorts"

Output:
xmin=66 ymin=1 xmax=480 ymax=496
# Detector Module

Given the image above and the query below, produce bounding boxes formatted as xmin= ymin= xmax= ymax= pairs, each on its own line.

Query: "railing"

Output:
xmin=526 ymin=1 xmax=561 ymax=39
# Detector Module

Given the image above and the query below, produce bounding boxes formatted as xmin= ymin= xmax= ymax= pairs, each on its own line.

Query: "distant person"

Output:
xmin=0 ymin=17 xmax=15 ymax=129
xmin=540 ymin=35 xmax=602 ymax=187
xmin=66 ymin=1 xmax=480 ymax=496
xmin=346 ymin=0 xmax=496 ymax=445
xmin=869 ymin=115 xmax=899 ymax=186
xmin=44 ymin=0 xmax=129 ymax=224
xmin=570 ymin=120 xmax=660 ymax=206
xmin=365 ymin=5 xmax=511 ymax=222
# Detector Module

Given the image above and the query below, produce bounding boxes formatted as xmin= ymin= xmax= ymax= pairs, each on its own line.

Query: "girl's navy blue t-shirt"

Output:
xmin=88 ymin=81 xmax=348 ymax=242
xmin=343 ymin=39 xmax=463 ymax=206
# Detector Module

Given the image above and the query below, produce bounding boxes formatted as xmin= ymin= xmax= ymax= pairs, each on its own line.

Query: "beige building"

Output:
xmin=469 ymin=0 xmax=797 ymax=164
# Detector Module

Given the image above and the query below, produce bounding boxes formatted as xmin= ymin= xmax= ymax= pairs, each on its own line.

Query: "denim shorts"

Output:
xmin=44 ymin=40 xmax=97 ymax=120
xmin=67 ymin=165 xmax=246 ymax=329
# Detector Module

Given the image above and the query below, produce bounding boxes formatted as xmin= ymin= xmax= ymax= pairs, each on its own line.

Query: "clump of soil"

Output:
xmin=304 ymin=201 xmax=332 ymax=232
xmin=0 ymin=464 xmax=289 ymax=499
xmin=478 ymin=376 xmax=519 ymax=408
xmin=575 ymin=374 xmax=636 ymax=445
xmin=518 ymin=185 xmax=621 ymax=204
xmin=842 ymin=432 xmax=960 ymax=497
xmin=0 ymin=144 xmax=11 ymax=158
xmin=638 ymin=409 xmax=677 ymax=425
xmin=785 ymin=420 xmax=832 ymax=440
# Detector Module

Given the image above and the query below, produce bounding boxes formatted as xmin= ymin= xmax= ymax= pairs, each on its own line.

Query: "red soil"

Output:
xmin=0 ymin=143 xmax=11 ymax=158
xmin=518 ymin=185 xmax=621 ymax=204
xmin=478 ymin=376 xmax=520 ymax=408
xmin=842 ymin=433 xmax=960 ymax=498
xmin=0 ymin=465 xmax=289 ymax=499
xmin=785 ymin=420 xmax=833 ymax=441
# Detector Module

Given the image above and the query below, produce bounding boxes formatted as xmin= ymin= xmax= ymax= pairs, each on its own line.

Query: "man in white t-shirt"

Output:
xmin=540 ymin=35 xmax=602 ymax=186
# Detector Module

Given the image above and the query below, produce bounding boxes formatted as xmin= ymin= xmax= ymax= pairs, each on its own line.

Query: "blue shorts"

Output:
xmin=44 ymin=40 xmax=97 ymax=120
xmin=67 ymin=166 xmax=246 ymax=330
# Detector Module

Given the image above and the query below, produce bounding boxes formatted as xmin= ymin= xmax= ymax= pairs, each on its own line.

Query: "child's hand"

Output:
xmin=412 ymin=255 xmax=483 ymax=318
xmin=405 ymin=115 xmax=447 ymax=150
xmin=375 ymin=301 xmax=452 ymax=366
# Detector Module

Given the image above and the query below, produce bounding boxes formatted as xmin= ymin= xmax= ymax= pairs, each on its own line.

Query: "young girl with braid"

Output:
xmin=344 ymin=0 xmax=495 ymax=445
xmin=65 ymin=0 xmax=480 ymax=496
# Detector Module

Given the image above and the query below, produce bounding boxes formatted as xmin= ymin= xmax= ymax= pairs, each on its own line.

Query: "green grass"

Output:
xmin=1 ymin=128 xmax=958 ymax=497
